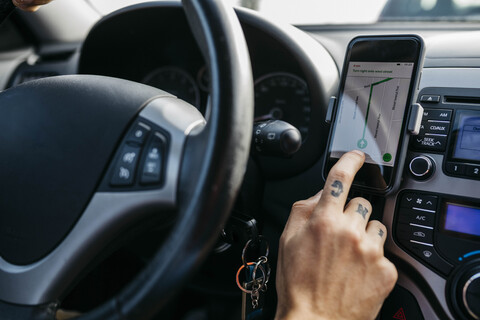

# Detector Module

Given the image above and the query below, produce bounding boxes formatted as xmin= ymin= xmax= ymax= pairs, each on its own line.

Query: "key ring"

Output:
xmin=252 ymin=258 xmax=271 ymax=287
xmin=235 ymin=262 xmax=266 ymax=294
xmin=242 ymin=235 xmax=269 ymax=269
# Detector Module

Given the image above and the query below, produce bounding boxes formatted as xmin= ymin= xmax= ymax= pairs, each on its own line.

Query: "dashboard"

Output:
xmin=1 ymin=2 xmax=480 ymax=319
xmin=76 ymin=4 xmax=338 ymax=180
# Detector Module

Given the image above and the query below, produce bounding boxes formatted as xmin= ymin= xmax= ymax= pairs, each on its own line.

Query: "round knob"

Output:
xmin=463 ymin=273 xmax=480 ymax=319
xmin=448 ymin=260 xmax=480 ymax=320
xmin=409 ymin=155 xmax=435 ymax=179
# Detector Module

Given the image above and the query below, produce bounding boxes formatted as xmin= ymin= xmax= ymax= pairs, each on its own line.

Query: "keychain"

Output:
xmin=236 ymin=236 xmax=270 ymax=320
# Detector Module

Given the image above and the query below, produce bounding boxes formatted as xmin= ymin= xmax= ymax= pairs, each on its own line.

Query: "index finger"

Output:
xmin=315 ymin=150 xmax=365 ymax=214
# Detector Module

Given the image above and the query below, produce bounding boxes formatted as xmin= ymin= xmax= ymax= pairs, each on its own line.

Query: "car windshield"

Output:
xmin=90 ymin=0 xmax=480 ymax=24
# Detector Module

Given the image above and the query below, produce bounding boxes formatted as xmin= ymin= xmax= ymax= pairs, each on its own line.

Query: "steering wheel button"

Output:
xmin=126 ymin=121 xmax=151 ymax=145
xmin=140 ymin=133 xmax=165 ymax=184
xmin=110 ymin=145 xmax=141 ymax=186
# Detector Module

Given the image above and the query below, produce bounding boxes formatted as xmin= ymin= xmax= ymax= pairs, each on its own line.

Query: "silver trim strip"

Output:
xmin=410 ymin=240 xmax=434 ymax=247
xmin=412 ymin=207 xmax=436 ymax=213
xmin=410 ymin=223 xmax=434 ymax=230
xmin=427 ymin=120 xmax=450 ymax=124
xmin=424 ymin=133 xmax=447 ymax=137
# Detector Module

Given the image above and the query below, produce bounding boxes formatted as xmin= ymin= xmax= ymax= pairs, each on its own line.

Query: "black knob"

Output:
xmin=463 ymin=273 xmax=480 ymax=319
xmin=448 ymin=260 xmax=480 ymax=320
xmin=409 ymin=155 xmax=435 ymax=179
xmin=252 ymin=120 xmax=301 ymax=157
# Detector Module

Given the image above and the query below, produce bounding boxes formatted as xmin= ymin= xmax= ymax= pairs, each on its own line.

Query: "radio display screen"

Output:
xmin=443 ymin=202 xmax=480 ymax=237
xmin=452 ymin=110 xmax=480 ymax=163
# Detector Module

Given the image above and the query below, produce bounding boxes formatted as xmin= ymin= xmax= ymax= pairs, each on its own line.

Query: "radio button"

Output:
xmin=445 ymin=162 xmax=466 ymax=175
xmin=398 ymin=208 xmax=435 ymax=227
xmin=466 ymin=164 xmax=480 ymax=178
xmin=420 ymin=95 xmax=440 ymax=103
xmin=419 ymin=121 xmax=450 ymax=135
xmin=411 ymin=135 xmax=447 ymax=151
xmin=422 ymin=108 xmax=452 ymax=121
xmin=397 ymin=223 xmax=434 ymax=243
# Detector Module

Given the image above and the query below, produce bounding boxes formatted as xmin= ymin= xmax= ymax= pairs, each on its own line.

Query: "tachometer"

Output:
xmin=254 ymin=73 xmax=311 ymax=141
xmin=142 ymin=66 xmax=200 ymax=108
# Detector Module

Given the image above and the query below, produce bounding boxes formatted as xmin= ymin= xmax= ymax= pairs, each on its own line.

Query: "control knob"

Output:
xmin=463 ymin=272 xmax=480 ymax=319
xmin=449 ymin=259 xmax=480 ymax=320
xmin=409 ymin=155 xmax=435 ymax=180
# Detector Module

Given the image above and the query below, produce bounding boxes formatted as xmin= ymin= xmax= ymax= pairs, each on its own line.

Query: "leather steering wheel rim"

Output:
xmin=0 ymin=0 xmax=253 ymax=319
xmin=80 ymin=1 xmax=254 ymax=319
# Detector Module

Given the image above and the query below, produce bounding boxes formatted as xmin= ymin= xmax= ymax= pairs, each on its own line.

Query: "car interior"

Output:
xmin=0 ymin=0 xmax=479 ymax=319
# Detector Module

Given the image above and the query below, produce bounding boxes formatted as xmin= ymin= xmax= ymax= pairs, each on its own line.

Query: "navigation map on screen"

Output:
xmin=331 ymin=61 xmax=414 ymax=167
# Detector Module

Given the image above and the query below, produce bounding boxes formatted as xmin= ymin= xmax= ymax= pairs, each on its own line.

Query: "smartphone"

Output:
xmin=324 ymin=35 xmax=425 ymax=193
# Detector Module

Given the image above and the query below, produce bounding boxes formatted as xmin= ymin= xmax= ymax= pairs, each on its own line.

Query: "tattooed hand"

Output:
xmin=275 ymin=150 xmax=397 ymax=320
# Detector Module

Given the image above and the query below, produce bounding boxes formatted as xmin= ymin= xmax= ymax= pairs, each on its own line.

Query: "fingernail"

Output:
xmin=351 ymin=150 xmax=365 ymax=157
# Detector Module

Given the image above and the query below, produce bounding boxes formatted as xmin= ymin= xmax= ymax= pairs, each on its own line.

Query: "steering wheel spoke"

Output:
xmin=0 ymin=92 xmax=205 ymax=307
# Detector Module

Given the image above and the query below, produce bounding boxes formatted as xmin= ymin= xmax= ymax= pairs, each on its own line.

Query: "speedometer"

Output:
xmin=142 ymin=66 xmax=200 ymax=108
xmin=254 ymin=73 xmax=311 ymax=141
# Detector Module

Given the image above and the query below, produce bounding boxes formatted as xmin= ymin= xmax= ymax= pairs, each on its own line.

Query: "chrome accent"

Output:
xmin=409 ymin=155 xmax=433 ymax=177
xmin=463 ymin=273 xmax=480 ymax=320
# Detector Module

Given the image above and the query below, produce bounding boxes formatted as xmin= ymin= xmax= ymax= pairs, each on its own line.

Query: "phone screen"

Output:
xmin=325 ymin=36 xmax=423 ymax=192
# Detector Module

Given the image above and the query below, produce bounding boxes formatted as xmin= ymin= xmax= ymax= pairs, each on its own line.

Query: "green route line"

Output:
xmin=361 ymin=77 xmax=393 ymax=140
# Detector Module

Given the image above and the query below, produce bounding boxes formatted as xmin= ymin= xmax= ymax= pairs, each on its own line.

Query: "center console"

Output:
xmin=388 ymin=86 xmax=480 ymax=320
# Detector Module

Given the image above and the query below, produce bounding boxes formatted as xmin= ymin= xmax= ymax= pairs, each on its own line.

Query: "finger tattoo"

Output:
xmin=355 ymin=203 xmax=368 ymax=219
xmin=378 ymin=229 xmax=384 ymax=237
xmin=330 ymin=180 xmax=344 ymax=197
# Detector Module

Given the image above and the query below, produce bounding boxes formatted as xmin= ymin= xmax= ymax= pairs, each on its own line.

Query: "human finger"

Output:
xmin=365 ymin=220 xmax=388 ymax=247
xmin=12 ymin=0 xmax=53 ymax=11
xmin=282 ymin=190 xmax=323 ymax=240
xmin=315 ymin=150 xmax=365 ymax=214
xmin=343 ymin=197 xmax=372 ymax=227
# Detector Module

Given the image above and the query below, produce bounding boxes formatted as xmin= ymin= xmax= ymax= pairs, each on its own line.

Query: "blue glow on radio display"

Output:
xmin=444 ymin=203 xmax=480 ymax=237
xmin=453 ymin=112 xmax=480 ymax=162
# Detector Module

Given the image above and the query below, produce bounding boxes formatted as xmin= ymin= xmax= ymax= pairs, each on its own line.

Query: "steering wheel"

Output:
xmin=0 ymin=0 xmax=253 ymax=319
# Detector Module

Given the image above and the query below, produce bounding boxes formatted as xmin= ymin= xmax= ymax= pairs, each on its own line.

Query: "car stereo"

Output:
xmin=393 ymin=87 xmax=480 ymax=320
xmin=408 ymin=87 xmax=480 ymax=181
xmin=394 ymin=87 xmax=480 ymax=275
